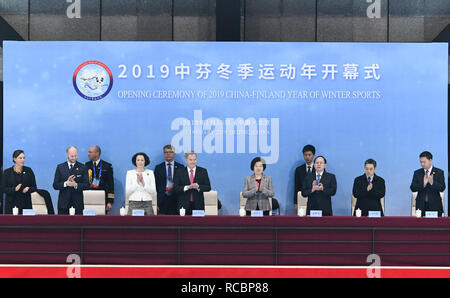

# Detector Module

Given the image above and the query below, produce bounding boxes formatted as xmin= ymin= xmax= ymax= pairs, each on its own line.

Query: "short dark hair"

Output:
xmin=12 ymin=150 xmax=24 ymax=162
xmin=250 ymin=157 xmax=266 ymax=171
xmin=314 ymin=155 xmax=327 ymax=164
xmin=132 ymin=152 xmax=150 ymax=167
xmin=302 ymin=145 xmax=316 ymax=155
xmin=163 ymin=144 xmax=175 ymax=152
xmin=419 ymin=151 xmax=433 ymax=160
xmin=364 ymin=158 xmax=377 ymax=168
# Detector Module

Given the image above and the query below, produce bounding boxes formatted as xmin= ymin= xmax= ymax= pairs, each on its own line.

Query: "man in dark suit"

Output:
xmin=410 ymin=151 xmax=446 ymax=217
xmin=352 ymin=159 xmax=386 ymax=216
xmin=302 ymin=155 xmax=337 ymax=216
xmin=294 ymin=144 xmax=316 ymax=211
xmin=85 ymin=145 xmax=114 ymax=213
xmin=53 ymin=146 xmax=90 ymax=215
xmin=154 ymin=145 xmax=183 ymax=215
xmin=173 ymin=151 xmax=211 ymax=215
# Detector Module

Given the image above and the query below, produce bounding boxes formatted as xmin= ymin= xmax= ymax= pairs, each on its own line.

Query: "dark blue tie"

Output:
xmin=367 ymin=176 xmax=371 ymax=184
xmin=307 ymin=166 xmax=311 ymax=174
xmin=167 ymin=163 xmax=173 ymax=181
xmin=317 ymin=174 xmax=321 ymax=184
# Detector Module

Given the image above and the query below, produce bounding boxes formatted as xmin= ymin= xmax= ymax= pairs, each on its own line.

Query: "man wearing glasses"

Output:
xmin=154 ymin=145 xmax=183 ymax=215
xmin=301 ymin=155 xmax=337 ymax=216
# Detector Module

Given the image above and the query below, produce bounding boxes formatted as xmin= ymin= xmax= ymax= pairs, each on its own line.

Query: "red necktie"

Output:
xmin=425 ymin=170 xmax=429 ymax=202
xmin=189 ymin=169 xmax=194 ymax=202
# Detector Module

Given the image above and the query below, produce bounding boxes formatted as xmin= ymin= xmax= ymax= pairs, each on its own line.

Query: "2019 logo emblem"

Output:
xmin=73 ymin=61 xmax=113 ymax=101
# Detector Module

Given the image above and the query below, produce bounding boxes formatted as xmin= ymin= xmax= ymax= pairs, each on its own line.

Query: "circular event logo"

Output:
xmin=73 ymin=61 xmax=113 ymax=101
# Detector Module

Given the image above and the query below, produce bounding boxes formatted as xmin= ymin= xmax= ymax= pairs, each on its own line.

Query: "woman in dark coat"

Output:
xmin=2 ymin=150 xmax=37 ymax=214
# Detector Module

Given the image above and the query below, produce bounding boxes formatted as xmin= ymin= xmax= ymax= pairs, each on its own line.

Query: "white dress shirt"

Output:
xmin=93 ymin=159 xmax=100 ymax=167
xmin=64 ymin=160 xmax=77 ymax=188
xmin=425 ymin=166 xmax=433 ymax=185
xmin=316 ymin=171 xmax=324 ymax=180
xmin=126 ymin=169 xmax=156 ymax=201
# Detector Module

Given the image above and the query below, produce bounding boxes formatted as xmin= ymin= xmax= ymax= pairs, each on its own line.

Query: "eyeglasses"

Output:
xmin=164 ymin=151 xmax=174 ymax=154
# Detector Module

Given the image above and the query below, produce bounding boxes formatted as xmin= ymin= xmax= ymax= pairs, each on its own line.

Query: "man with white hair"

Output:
xmin=53 ymin=146 xmax=90 ymax=214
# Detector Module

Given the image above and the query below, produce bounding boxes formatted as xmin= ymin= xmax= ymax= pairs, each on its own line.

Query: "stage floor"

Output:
xmin=0 ymin=265 xmax=449 ymax=278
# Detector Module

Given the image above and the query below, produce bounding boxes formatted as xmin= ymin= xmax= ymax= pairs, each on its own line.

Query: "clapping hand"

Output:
xmin=15 ymin=184 xmax=22 ymax=192
xmin=189 ymin=183 xmax=199 ymax=190
xmin=317 ymin=183 xmax=324 ymax=191
xmin=312 ymin=181 xmax=324 ymax=192
xmin=66 ymin=175 xmax=77 ymax=188
xmin=137 ymin=173 xmax=145 ymax=186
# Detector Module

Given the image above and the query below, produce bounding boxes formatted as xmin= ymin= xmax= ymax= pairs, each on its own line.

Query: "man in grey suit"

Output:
xmin=242 ymin=157 xmax=274 ymax=216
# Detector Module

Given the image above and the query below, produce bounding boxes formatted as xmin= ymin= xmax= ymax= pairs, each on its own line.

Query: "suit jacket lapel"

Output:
xmin=193 ymin=167 xmax=199 ymax=183
xmin=320 ymin=171 xmax=328 ymax=185
xmin=249 ymin=174 xmax=256 ymax=189
xmin=418 ymin=169 xmax=425 ymax=180
xmin=373 ymin=174 xmax=378 ymax=184
xmin=186 ymin=167 xmax=192 ymax=184
xmin=261 ymin=174 xmax=268 ymax=186
xmin=65 ymin=162 xmax=72 ymax=176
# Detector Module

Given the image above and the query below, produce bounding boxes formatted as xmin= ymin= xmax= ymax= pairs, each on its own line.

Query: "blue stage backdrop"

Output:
xmin=3 ymin=41 xmax=448 ymax=215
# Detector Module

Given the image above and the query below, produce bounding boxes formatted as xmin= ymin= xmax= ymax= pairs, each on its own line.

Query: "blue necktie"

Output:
xmin=367 ymin=177 xmax=371 ymax=184
xmin=317 ymin=174 xmax=321 ymax=184
xmin=307 ymin=166 xmax=311 ymax=174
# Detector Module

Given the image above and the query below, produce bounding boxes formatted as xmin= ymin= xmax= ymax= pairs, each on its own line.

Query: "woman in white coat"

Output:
xmin=126 ymin=152 xmax=156 ymax=215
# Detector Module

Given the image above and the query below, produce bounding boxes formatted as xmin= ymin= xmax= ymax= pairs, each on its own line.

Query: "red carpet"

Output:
xmin=0 ymin=265 xmax=448 ymax=278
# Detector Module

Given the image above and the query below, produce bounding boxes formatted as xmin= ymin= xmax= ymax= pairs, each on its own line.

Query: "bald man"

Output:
xmin=53 ymin=146 xmax=90 ymax=214
xmin=85 ymin=145 xmax=115 ymax=213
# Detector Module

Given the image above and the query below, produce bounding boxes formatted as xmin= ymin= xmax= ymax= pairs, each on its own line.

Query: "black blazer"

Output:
xmin=302 ymin=171 xmax=337 ymax=216
xmin=154 ymin=161 xmax=183 ymax=208
xmin=173 ymin=166 xmax=211 ymax=211
xmin=84 ymin=160 xmax=114 ymax=205
xmin=410 ymin=167 xmax=445 ymax=214
xmin=2 ymin=166 xmax=37 ymax=211
xmin=352 ymin=174 xmax=385 ymax=216
xmin=294 ymin=164 xmax=315 ymax=204
xmin=53 ymin=161 xmax=90 ymax=210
